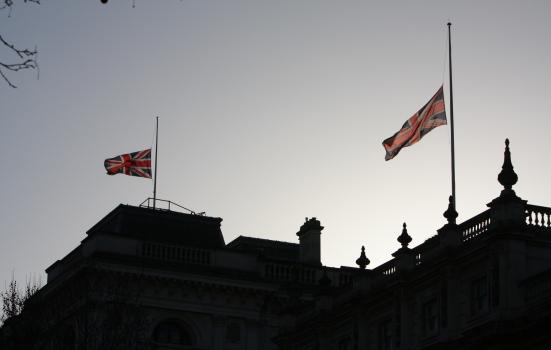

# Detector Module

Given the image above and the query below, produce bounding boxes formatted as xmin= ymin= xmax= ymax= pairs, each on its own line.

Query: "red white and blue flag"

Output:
xmin=382 ymin=86 xmax=447 ymax=160
xmin=104 ymin=149 xmax=152 ymax=178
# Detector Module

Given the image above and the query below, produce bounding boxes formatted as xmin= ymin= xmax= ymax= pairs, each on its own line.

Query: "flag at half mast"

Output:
xmin=104 ymin=149 xmax=152 ymax=178
xmin=383 ymin=86 xmax=447 ymax=161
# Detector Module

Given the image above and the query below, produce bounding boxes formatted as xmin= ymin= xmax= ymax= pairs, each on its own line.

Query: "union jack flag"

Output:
xmin=104 ymin=149 xmax=152 ymax=178
xmin=382 ymin=86 xmax=447 ymax=160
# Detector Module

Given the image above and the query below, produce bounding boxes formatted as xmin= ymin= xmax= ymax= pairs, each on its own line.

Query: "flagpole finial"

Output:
xmin=447 ymin=22 xmax=452 ymax=26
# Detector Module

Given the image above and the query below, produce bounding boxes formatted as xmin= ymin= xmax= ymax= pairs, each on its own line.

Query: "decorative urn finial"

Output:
xmin=356 ymin=246 xmax=370 ymax=269
xmin=443 ymin=195 xmax=458 ymax=224
xmin=497 ymin=138 xmax=518 ymax=194
xmin=397 ymin=222 xmax=412 ymax=249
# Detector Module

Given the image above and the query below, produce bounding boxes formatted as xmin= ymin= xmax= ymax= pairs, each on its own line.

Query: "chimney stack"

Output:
xmin=296 ymin=217 xmax=323 ymax=265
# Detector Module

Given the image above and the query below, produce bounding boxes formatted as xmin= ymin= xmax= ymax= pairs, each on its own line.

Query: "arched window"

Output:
xmin=153 ymin=320 xmax=193 ymax=345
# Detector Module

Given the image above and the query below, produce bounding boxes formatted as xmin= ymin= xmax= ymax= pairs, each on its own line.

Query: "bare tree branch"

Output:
xmin=1 ymin=0 xmax=40 ymax=88
xmin=1 ymin=0 xmax=40 ymax=11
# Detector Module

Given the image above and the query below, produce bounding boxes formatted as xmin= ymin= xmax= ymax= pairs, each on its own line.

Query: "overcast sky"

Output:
xmin=1 ymin=0 xmax=550 ymax=287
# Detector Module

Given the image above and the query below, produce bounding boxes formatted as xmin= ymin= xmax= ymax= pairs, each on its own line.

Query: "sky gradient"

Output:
xmin=2 ymin=0 xmax=551 ymax=287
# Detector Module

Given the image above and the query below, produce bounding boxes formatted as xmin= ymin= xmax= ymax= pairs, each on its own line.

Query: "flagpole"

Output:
xmin=447 ymin=22 xmax=456 ymax=212
xmin=153 ymin=116 xmax=159 ymax=210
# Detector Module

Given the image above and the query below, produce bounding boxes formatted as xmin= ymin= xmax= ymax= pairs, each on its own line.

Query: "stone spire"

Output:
xmin=443 ymin=195 xmax=458 ymax=225
xmin=397 ymin=223 xmax=412 ymax=249
xmin=356 ymin=246 xmax=370 ymax=269
xmin=497 ymin=138 xmax=518 ymax=197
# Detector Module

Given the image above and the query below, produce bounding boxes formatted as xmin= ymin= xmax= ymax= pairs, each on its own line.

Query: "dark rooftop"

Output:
xmin=86 ymin=204 xmax=225 ymax=248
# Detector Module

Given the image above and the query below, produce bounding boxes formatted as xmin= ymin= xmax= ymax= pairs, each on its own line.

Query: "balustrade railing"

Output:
xmin=460 ymin=209 xmax=492 ymax=242
xmin=373 ymin=260 xmax=396 ymax=276
xmin=142 ymin=242 xmax=211 ymax=265
xmin=264 ymin=263 xmax=318 ymax=284
xmin=526 ymin=205 xmax=551 ymax=231
xmin=362 ymin=204 xmax=551 ymax=281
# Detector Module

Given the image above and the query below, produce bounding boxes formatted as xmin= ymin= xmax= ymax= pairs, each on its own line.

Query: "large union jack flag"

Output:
xmin=104 ymin=149 xmax=152 ymax=178
xmin=382 ymin=86 xmax=447 ymax=161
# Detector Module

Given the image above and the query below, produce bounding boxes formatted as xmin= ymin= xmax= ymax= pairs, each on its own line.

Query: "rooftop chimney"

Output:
xmin=296 ymin=217 xmax=323 ymax=265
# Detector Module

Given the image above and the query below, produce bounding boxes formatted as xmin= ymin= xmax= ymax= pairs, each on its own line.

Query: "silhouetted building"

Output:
xmin=275 ymin=140 xmax=551 ymax=350
xmin=2 ymin=140 xmax=551 ymax=349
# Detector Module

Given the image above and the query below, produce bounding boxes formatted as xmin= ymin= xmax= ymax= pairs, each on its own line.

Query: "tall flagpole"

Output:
xmin=153 ymin=116 xmax=159 ymax=210
xmin=447 ymin=22 xmax=456 ymax=211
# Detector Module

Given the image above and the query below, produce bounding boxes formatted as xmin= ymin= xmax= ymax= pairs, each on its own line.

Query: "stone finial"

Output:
xmin=356 ymin=246 xmax=370 ymax=269
xmin=397 ymin=223 xmax=412 ymax=249
xmin=497 ymin=138 xmax=518 ymax=194
xmin=443 ymin=195 xmax=458 ymax=224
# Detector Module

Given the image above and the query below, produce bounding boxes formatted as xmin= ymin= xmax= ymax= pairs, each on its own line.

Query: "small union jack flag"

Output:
xmin=382 ymin=86 xmax=447 ymax=160
xmin=104 ymin=149 xmax=152 ymax=178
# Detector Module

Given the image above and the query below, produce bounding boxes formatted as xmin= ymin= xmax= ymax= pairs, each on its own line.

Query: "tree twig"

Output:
xmin=1 ymin=0 xmax=40 ymax=88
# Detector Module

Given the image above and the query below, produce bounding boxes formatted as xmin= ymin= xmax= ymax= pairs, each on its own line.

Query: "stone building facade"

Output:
xmin=2 ymin=202 xmax=352 ymax=349
xmin=1 ymin=140 xmax=551 ymax=349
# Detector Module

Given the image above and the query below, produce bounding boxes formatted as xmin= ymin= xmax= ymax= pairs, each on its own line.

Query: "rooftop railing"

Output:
xmin=139 ymin=197 xmax=205 ymax=215
xmin=526 ymin=204 xmax=551 ymax=231
xmin=372 ymin=203 xmax=551 ymax=276
xmin=460 ymin=209 xmax=492 ymax=243
xmin=373 ymin=260 xmax=396 ymax=276
xmin=263 ymin=262 xmax=319 ymax=284
xmin=142 ymin=242 xmax=211 ymax=265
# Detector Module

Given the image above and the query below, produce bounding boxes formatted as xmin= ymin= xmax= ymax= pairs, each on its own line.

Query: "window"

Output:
xmin=378 ymin=320 xmax=393 ymax=350
xmin=471 ymin=276 xmax=488 ymax=316
xmin=153 ymin=320 xmax=193 ymax=345
xmin=422 ymin=299 xmax=439 ymax=336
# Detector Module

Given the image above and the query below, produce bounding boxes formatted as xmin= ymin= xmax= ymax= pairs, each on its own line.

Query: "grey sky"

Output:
xmin=1 ymin=0 xmax=550 ymax=287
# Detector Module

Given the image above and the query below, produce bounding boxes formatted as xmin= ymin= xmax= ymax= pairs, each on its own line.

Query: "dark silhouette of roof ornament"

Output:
xmin=356 ymin=246 xmax=370 ymax=269
xmin=392 ymin=223 xmax=416 ymax=269
xmin=443 ymin=195 xmax=458 ymax=225
xmin=497 ymin=138 xmax=519 ymax=197
xmin=397 ymin=222 xmax=412 ymax=249
xmin=487 ymin=138 xmax=527 ymax=227
xmin=438 ymin=195 xmax=460 ymax=246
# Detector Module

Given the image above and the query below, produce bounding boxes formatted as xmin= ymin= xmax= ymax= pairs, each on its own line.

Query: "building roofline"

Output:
xmin=86 ymin=204 xmax=222 ymax=236
xmin=227 ymin=235 xmax=298 ymax=248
